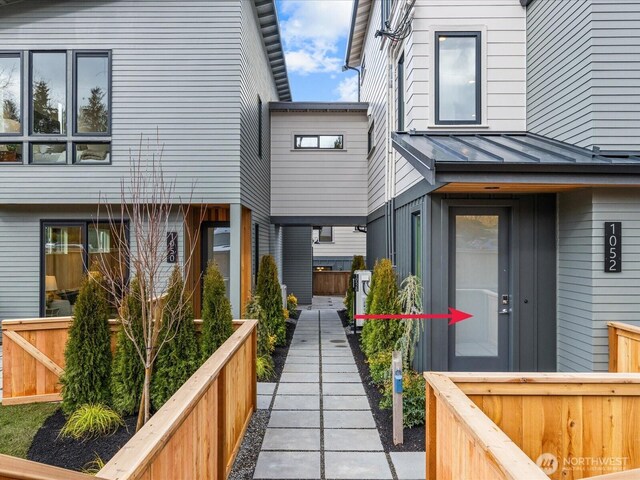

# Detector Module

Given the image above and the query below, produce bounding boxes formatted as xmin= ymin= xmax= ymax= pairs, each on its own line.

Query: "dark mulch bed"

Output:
xmin=27 ymin=409 xmax=137 ymax=472
xmin=228 ymin=409 xmax=270 ymax=480
xmin=338 ymin=309 xmax=425 ymax=452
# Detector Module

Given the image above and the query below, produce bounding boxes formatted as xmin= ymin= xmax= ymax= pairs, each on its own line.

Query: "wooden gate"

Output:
xmin=312 ymin=271 xmax=350 ymax=296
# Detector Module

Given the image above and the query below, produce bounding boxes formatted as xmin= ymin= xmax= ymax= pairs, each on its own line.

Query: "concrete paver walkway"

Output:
xmin=253 ymin=309 xmax=424 ymax=480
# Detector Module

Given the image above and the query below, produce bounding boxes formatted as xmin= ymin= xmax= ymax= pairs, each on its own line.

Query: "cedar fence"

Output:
xmin=425 ymin=372 xmax=640 ymax=480
xmin=0 ymin=319 xmax=257 ymax=480
xmin=1 ymin=317 xmax=237 ymax=405
xmin=608 ymin=321 xmax=640 ymax=373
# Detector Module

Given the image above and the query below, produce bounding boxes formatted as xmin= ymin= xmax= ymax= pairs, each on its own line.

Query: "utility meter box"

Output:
xmin=353 ymin=270 xmax=372 ymax=332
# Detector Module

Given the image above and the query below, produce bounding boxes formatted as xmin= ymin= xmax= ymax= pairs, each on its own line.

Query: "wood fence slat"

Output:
xmin=426 ymin=372 xmax=640 ymax=480
xmin=3 ymin=331 xmax=64 ymax=378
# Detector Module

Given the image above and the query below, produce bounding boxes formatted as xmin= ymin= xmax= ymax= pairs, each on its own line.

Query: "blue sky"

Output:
xmin=275 ymin=0 xmax=358 ymax=102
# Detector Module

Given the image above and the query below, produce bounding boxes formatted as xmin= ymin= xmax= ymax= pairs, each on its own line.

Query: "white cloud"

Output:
xmin=279 ymin=0 xmax=354 ymax=75
xmin=336 ymin=75 xmax=358 ymax=102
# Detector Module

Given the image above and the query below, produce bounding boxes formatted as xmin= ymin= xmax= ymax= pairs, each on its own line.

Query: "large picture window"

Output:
xmin=42 ymin=221 xmax=127 ymax=316
xmin=0 ymin=53 xmax=22 ymax=134
xmin=435 ymin=32 xmax=481 ymax=125
xmin=1 ymin=50 xmax=111 ymax=166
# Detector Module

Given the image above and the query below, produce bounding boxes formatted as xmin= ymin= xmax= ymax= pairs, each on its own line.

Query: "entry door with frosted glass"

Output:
xmin=201 ymin=222 xmax=231 ymax=298
xmin=449 ymin=208 xmax=510 ymax=371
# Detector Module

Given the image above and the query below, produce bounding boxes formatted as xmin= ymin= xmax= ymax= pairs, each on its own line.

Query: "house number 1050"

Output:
xmin=604 ymin=222 xmax=622 ymax=273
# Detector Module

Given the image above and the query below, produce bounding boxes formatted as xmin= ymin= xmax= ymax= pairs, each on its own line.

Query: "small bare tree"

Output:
xmin=95 ymin=134 xmax=205 ymax=430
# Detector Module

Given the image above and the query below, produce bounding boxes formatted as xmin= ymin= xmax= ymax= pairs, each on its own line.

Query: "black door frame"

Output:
xmin=200 ymin=220 xmax=231 ymax=279
xmin=448 ymin=206 xmax=511 ymax=371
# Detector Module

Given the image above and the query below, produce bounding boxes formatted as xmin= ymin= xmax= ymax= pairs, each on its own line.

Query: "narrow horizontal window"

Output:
xmin=31 ymin=143 xmax=67 ymax=164
xmin=74 ymin=143 xmax=110 ymax=163
xmin=0 ymin=143 xmax=22 ymax=163
xmin=75 ymin=53 xmax=110 ymax=134
xmin=313 ymin=226 xmax=333 ymax=243
xmin=294 ymin=135 xmax=343 ymax=150
xmin=31 ymin=52 xmax=67 ymax=135
xmin=0 ymin=53 xmax=22 ymax=134
xmin=435 ymin=32 xmax=481 ymax=125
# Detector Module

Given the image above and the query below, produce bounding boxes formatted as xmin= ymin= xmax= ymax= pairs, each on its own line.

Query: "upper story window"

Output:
xmin=75 ymin=52 xmax=110 ymax=135
xmin=1 ymin=53 xmax=22 ymax=135
xmin=31 ymin=52 xmax=67 ymax=135
xmin=397 ymin=53 xmax=405 ymax=131
xmin=435 ymin=32 xmax=481 ymax=125
xmin=1 ymin=50 xmax=111 ymax=166
xmin=294 ymin=134 xmax=343 ymax=150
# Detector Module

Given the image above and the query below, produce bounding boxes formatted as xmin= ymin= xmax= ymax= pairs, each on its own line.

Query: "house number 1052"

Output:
xmin=604 ymin=222 xmax=622 ymax=273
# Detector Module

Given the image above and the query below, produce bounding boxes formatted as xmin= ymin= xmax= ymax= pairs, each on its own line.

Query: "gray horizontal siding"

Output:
xmin=0 ymin=204 xmax=184 ymax=320
xmin=528 ymin=0 xmax=640 ymax=150
xmin=527 ymin=0 xmax=595 ymax=148
xmin=0 ymin=0 xmax=245 ymax=204
xmin=239 ymin=0 xmax=278 ymax=257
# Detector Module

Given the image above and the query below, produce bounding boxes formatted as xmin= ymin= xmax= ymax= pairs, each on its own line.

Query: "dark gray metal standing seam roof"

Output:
xmin=392 ymin=132 xmax=640 ymax=184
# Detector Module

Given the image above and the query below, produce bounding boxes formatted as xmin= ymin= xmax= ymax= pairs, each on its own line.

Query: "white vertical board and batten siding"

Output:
xmin=239 ymin=0 xmax=279 ymax=258
xmin=270 ymin=112 xmax=368 ymax=217
xmin=394 ymin=0 xmax=527 ymax=195
xmin=312 ymin=227 xmax=367 ymax=258
xmin=528 ymin=0 xmax=640 ymax=151
xmin=558 ymin=188 xmax=640 ymax=372
xmin=0 ymin=0 xmax=244 ymax=204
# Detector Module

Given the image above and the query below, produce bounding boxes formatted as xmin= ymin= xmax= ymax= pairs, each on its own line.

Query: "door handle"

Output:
xmin=499 ymin=308 xmax=510 ymax=315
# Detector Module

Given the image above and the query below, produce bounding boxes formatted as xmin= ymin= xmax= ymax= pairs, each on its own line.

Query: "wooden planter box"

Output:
xmin=609 ymin=322 xmax=640 ymax=373
xmin=0 ymin=319 xmax=257 ymax=480
xmin=425 ymin=372 xmax=640 ymax=480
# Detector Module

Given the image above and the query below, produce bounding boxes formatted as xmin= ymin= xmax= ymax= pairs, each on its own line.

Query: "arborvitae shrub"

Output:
xmin=361 ymin=259 xmax=403 ymax=359
xmin=200 ymin=262 xmax=233 ymax=362
xmin=345 ymin=255 xmax=366 ymax=321
xmin=61 ymin=272 xmax=112 ymax=414
xmin=246 ymin=294 xmax=272 ymax=358
xmin=151 ymin=266 xmax=199 ymax=411
xmin=256 ymin=255 xmax=285 ymax=345
xmin=111 ymin=277 xmax=145 ymax=416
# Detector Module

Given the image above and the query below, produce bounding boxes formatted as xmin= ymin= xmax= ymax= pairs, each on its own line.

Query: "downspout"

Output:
xmin=342 ymin=64 xmax=361 ymax=102
xmin=386 ymin=43 xmax=396 ymax=264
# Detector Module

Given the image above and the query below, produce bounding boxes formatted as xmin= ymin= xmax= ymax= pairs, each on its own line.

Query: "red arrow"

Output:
xmin=354 ymin=308 xmax=473 ymax=325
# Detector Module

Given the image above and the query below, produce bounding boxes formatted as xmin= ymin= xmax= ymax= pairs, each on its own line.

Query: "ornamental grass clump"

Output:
xmin=360 ymin=259 xmax=403 ymax=359
xmin=345 ymin=255 xmax=366 ymax=322
xmin=111 ymin=277 xmax=145 ymax=416
xmin=60 ymin=404 xmax=124 ymax=440
xmin=200 ymin=261 xmax=234 ymax=362
xmin=256 ymin=255 xmax=286 ymax=345
xmin=151 ymin=266 xmax=200 ymax=411
xmin=61 ymin=271 xmax=112 ymax=415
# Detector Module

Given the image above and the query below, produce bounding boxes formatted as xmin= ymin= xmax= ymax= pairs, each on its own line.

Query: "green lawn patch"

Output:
xmin=0 ymin=402 xmax=59 ymax=458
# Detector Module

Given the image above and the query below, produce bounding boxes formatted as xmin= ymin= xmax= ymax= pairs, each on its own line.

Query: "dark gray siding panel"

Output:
xmin=527 ymin=0 xmax=595 ymax=148
xmin=410 ymin=194 xmax=556 ymax=372
xmin=366 ymin=214 xmax=387 ymax=269
xmin=283 ymin=226 xmax=312 ymax=305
